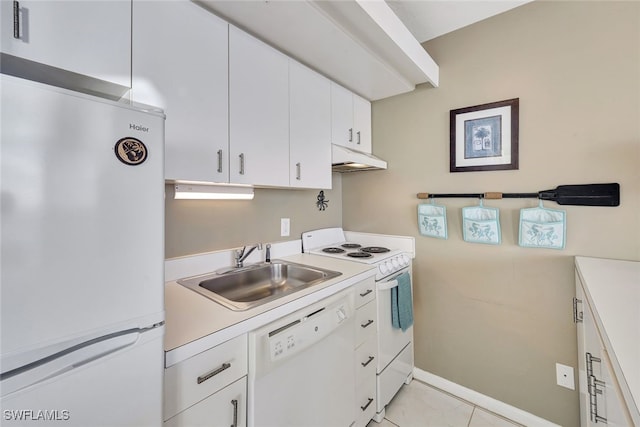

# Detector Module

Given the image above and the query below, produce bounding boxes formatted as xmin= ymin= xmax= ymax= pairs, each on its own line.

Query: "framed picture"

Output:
xmin=450 ymin=98 xmax=519 ymax=172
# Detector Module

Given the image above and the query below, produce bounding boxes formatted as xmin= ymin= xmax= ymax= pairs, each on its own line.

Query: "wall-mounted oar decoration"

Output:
xmin=417 ymin=183 xmax=620 ymax=207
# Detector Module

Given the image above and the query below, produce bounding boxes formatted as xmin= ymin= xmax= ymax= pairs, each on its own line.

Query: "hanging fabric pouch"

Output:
xmin=519 ymin=200 xmax=566 ymax=249
xmin=462 ymin=199 xmax=501 ymax=245
xmin=418 ymin=199 xmax=448 ymax=239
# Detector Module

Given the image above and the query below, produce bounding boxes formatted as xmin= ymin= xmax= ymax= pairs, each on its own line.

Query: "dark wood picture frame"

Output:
xmin=450 ymin=98 xmax=519 ymax=172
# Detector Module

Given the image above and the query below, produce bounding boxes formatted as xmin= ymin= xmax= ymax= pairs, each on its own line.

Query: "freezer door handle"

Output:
xmin=1 ymin=326 xmax=161 ymax=396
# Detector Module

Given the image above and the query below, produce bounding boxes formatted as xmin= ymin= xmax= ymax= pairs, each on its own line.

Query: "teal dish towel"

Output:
xmin=391 ymin=272 xmax=413 ymax=332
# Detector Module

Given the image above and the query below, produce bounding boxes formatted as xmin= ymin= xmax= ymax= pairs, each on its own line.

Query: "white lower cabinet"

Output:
xmin=575 ymin=266 xmax=637 ymax=426
xmin=353 ymin=277 xmax=378 ymax=427
xmin=164 ymin=334 xmax=248 ymax=425
xmin=164 ymin=377 xmax=246 ymax=427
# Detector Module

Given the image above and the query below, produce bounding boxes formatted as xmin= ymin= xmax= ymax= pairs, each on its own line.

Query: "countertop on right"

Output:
xmin=575 ymin=256 xmax=639 ymax=420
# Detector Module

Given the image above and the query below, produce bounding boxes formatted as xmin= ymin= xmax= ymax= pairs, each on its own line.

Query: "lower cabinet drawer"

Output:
xmin=164 ymin=334 xmax=248 ymax=420
xmin=355 ymin=338 xmax=377 ymax=385
xmin=354 ymin=377 xmax=377 ymax=427
xmin=164 ymin=377 xmax=246 ymax=427
xmin=354 ymin=277 xmax=375 ymax=309
xmin=355 ymin=300 xmax=377 ymax=347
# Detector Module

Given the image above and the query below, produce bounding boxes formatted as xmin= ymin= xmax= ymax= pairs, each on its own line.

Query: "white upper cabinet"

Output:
xmin=289 ymin=61 xmax=332 ymax=189
xmin=1 ymin=0 xmax=131 ymax=95
xmin=331 ymin=83 xmax=372 ymax=153
xmin=331 ymin=83 xmax=355 ymax=148
xmin=353 ymin=94 xmax=372 ymax=154
xmin=229 ymin=26 xmax=289 ymax=187
xmin=132 ymin=0 xmax=229 ymax=183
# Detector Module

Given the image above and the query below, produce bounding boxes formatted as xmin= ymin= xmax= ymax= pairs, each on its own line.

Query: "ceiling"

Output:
xmin=387 ymin=0 xmax=534 ymax=43
xmin=197 ymin=0 xmax=532 ymax=100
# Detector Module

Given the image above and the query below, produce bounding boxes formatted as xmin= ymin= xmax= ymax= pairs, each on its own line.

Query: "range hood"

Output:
xmin=332 ymin=144 xmax=387 ymax=172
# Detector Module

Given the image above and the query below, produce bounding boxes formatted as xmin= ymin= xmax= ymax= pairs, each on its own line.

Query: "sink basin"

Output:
xmin=177 ymin=260 xmax=342 ymax=311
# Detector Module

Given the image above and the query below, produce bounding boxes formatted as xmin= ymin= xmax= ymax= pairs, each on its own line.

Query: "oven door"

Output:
xmin=375 ymin=268 xmax=414 ymax=372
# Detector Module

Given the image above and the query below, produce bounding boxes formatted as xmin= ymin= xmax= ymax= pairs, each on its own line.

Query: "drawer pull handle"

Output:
xmin=360 ymin=397 xmax=374 ymax=411
xmin=361 ymin=356 xmax=375 ymax=367
xmin=197 ymin=362 xmax=231 ymax=384
xmin=230 ymin=399 xmax=238 ymax=427
xmin=359 ymin=289 xmax=373 ymax=298
xmin=217 ymin=149 xmax=223 ymax=173
xmin=357 ymin=131 xmax=361 ymax=144
xmin=361 ymin=319 xmax=374 ymax=328
xmin=13 ymin=1 xmax=20 ymax=39
xmin=239 ymin=153 xmax=245 ymax=175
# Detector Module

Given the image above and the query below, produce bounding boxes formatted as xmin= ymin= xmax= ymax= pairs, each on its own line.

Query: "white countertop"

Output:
xmin=164 ymin=253 xmax=376 ymax=367
xmin=575 ymin=256 xmax=640 ymax=420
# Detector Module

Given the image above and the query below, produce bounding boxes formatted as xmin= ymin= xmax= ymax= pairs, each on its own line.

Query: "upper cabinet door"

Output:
xmin=132 ymin=0 xmax=229 ymax=183
xmin=229 ymin=26 xmax=289 ymax=187
xmin=331 ymin=83 xmax=355 ymax=149
xmin=1 ymin=0 xmax=131 ymax=89
xmin=353 ymin=94 xmax=372 ymax=153
xmin=289 ymin=61 xmax=332 ymax=189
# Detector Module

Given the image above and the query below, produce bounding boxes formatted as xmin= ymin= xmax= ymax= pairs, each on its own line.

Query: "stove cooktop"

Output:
xmin=309 ymin=241 xmax=401 ymax=264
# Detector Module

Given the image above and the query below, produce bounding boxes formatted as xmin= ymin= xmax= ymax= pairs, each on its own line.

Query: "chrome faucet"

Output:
xmin=265 ymin=243 xmax=271 ymax=263
xmin=235 ymin=243 xmax=262 ymax=268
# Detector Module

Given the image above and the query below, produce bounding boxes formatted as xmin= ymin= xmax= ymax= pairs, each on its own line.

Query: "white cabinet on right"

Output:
xmin=574 ymin=257 xmax=640 ymax=427
xmin=331 ymin=83 xmax=372 ymax=153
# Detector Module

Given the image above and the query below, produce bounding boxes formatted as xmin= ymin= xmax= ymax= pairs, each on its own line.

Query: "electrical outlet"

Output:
xmin=556 ymin=363 xmax=575 ymax=390
xmin=280 ymin=218 xmax=290 ymax=237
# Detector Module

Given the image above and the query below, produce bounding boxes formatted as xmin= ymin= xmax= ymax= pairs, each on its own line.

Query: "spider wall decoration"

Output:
xmin=316 ymin=191 xmax=329 ymax=211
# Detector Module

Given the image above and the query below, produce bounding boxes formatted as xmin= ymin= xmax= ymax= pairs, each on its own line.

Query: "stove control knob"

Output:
xmin=391 ymin=258 xmax=400 ymax=269
xmin=400 ymin=255 xmax=409 ymax=266
xmin=379 ymin=262 xmax=389 ymax=275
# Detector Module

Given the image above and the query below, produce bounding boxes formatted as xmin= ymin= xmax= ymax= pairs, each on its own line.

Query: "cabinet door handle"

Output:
xmin=573 ymin=297 xmax=583 ymax=323
xmin=296 ymin=162 xmax=301 ymax=180
xmin=361 ymin=319 xmax=374 ymax=328
xmin=196 ymin=362 xmax=231 ymax=384
xmin=361 ymin=355 xmax=375 ymax=367
xmin=217 ymin=149 xmax=223 ymax=173
xmin=357 ymin=131 xmax=361 ymax=145
xmin=348 ymin=128 xmax=353 ymax=142
xmin=13 ymin=1 xmax=20 ymax=39
xmin=586 ymin=352 xmax=602 ymax=376
xmin=588 ymin=374 xmax=608 ymax=424
xmin=239 ymin=153 xmax=245 ymax=175
xmin=359 ymin=289 xmax=373 ymax=298
xmin=360 ymin=397 xmax=374 ymax=411
xmin=230 ymin=399 xmax=238 ymax=427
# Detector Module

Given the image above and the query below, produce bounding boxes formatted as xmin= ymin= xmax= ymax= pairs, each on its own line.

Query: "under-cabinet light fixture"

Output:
xmin=174 ymin=183 xmax=254 ymax=200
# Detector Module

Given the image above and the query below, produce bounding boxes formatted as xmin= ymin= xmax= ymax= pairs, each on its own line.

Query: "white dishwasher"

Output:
xmin=248 ymin=288 xmax=355 ymax=427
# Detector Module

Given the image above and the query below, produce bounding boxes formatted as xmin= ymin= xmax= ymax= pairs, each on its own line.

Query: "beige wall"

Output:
xmin=342 ymin=2 xmax=640 ymax=426
xmin=165 ymin=176 xmax=342 ymax=258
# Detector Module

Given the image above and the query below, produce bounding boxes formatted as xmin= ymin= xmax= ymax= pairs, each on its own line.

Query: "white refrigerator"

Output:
xmin=1 ymin=75 xmax=165 ymax=426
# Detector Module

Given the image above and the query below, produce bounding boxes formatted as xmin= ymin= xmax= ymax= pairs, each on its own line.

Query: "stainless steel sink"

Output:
xmin=177 ymin=260 xmax=342 ymax=311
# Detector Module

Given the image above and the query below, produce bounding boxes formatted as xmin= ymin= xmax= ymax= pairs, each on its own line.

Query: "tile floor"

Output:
xmin=368 ymin=380 xmax=524 ymax=427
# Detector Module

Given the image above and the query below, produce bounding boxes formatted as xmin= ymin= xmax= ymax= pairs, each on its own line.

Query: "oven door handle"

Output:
xmin=377 ymin=279 xmax=399 ymax=291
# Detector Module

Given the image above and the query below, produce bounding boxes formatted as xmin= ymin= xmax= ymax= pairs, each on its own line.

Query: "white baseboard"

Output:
xmin=413 ymin=368 xmax=561 ymax=427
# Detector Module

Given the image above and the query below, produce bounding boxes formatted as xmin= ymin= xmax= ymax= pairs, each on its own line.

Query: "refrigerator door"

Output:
xmin=1 ymin=326 xmax=164 ymax=426
xmin=0 ymin=75 xmax=165 ymax=361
